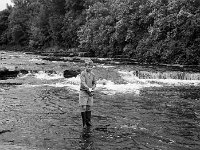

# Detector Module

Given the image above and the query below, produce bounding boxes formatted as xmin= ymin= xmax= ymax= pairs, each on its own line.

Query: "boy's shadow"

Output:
xmin=80 ymin=128 xmax=94 ymax=150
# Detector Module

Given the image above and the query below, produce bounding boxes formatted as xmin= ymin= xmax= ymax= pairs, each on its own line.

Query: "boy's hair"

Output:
xmin=85 ymin=60 xmax=93 ymax=66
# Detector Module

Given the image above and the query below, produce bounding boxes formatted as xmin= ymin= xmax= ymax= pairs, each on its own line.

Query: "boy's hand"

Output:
xmin=87 ymin=88 xmax=94 ymax=97
xmin=89 ymin=88 xmax=93 ymax=92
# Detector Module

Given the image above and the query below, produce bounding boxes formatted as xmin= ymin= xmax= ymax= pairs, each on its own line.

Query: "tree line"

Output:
xmin=0 ymin=0 xmax=200 ymax=65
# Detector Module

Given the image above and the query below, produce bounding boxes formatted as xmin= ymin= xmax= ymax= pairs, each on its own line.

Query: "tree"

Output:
xmin=136 ymin=0 xmax=200 ymax=64
xmin=9 ymin=0 xmax=36 ymax=45
xmin=78 ymin=0 xmax=151 ymax=57
xmin=0 ymin=7 xmax=12 ymax=44
xmin=62 ymin=0 xmax=87 ymax=48
xmin=78 ymin=1 xmax=115 ymax=56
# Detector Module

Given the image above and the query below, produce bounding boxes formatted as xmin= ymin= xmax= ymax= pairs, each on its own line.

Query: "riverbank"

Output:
xmin=1 ymin=45 xmax=200 ymax=72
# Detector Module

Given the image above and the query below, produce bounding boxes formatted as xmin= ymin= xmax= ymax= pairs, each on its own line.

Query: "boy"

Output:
xmin=79 ymin=60 xmax=96 ymax=128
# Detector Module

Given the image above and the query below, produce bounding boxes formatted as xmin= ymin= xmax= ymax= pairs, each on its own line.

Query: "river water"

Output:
xmin=0 ymin=51 xmax=200 ymax=150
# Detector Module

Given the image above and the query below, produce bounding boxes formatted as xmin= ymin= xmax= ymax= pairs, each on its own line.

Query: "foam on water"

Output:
xmin=141 ymin=78 xmax=200 ymax=86
xmin=29 ymin=58 xmax=45 ymax=63
xmin=97 ymin=58 xmax=112 ymax=61
xmin=96 ymin=65 xmax=115 ymax=68
xmin=59 ymin=76 xmax=144 ymax=94
xmin=97 ymin=82 xmax=142 ymax=95
xmin=18 ymin=75 xmax=149 ymax=95
xmin=50 ymin=76 xmax=81 ymax=91
xmin=18 ymin=72 xmax=32 ymax=78
xmin=118 ymin=71 xmax=143 ymax=83
xmin=119 ymin=70 xmax=200 ymax=86
xmin=18 ymin=69 xmax=200 ymax=95
xmin=34 ymin=71 xmax=64 ymax=80
xmin=18 ymin=76 xmax=80 ymax=91
xmin=55 ymin=76 xmax=160 ymax=95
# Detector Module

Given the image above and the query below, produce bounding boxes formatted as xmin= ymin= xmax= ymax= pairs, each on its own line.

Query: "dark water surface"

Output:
xmin=0 ymin=51 xmax=200 ymax=150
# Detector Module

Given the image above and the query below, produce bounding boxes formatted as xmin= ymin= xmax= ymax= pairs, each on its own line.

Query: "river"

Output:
xmin=0 ymin=50 xmax=200 ymax=150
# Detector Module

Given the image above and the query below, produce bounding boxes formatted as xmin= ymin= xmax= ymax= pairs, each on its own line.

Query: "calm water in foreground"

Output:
xmin=0 ymin=51 xmax=200 ymax=150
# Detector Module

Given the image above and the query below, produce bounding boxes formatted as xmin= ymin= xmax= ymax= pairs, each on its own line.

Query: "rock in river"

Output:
xmin=0 ymin=70 xmax=19 ymax=80
xmin=63 ymin=69 xmax=81 ymax=78
xmin=0 ymin=67 xmax=29 ymax=80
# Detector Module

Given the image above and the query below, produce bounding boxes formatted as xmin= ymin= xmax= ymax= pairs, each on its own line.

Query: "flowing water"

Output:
xmin=0 ymin=51 xmax=200 ymax=150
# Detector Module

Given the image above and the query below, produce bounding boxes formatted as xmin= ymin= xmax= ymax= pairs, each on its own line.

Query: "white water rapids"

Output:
xmin=17 ymin=68 xmax=200 ymax=96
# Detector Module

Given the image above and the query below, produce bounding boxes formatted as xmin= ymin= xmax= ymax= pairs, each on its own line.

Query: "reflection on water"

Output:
xmin=79 ymin=129 xmax=94 ymax=150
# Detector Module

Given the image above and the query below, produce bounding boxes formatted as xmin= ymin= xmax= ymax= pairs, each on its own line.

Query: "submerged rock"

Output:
xmin=19 ymin=69 xmax=29 ymax=74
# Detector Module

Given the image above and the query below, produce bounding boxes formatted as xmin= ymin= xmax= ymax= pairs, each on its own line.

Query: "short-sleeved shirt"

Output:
xmin=80 ymin=70 xmax=96 ymax=91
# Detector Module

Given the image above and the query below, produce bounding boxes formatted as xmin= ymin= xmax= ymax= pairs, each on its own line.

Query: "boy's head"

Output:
xmin=85 ymin=60 xmax=94 ymax=72
xmin=85 ymin=61 xmax=93 ymax=66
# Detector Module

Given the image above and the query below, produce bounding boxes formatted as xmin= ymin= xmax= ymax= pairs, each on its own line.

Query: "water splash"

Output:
xmin=17 ymin=69 xmax=200 ymax=95
xmin=49 ymin=76 xmax=81 ymax=91
xmin=134 ymin=70 xmax=200 ymax=80
xmin=96 ymin=65 xmax=115 ymax=68
xmin=96 ymin=80 xmax=142 ymax=95
xmin=18 ymin=72 xmax=32 ymax=78
xmin=34 ymin=71 xmax=64 ymax=80
xmin=17 ymin=70 xmax=162 ymax=95
xmin=29 ymin=58 xmax=45 ymax=63
xmin=118 ymin=70 xmax=200 ymax=86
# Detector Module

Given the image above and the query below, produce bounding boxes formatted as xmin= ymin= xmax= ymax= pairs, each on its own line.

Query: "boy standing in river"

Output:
xmin=79 ymin=60 xmax=96 ymax=128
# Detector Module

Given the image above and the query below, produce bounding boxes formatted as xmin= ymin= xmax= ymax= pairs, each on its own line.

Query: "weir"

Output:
xmin=134 ymin=70 xmax=200 ymax=80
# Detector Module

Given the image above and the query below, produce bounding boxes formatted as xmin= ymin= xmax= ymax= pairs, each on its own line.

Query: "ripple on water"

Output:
xmin=1 ymin=51 xmax=200 ymax=149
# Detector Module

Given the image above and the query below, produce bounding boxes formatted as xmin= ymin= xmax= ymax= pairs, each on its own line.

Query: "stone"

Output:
xmin=0 ymin=70 xmax=19 ymax=80
xmin=63 ymin=69 xmax=81 ymax=78
xmin=0 ymin=67 xmax=29 ymax=80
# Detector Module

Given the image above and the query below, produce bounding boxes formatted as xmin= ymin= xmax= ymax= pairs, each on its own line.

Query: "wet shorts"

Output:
xmin=79 ymin=90 xmax=93 ymax=106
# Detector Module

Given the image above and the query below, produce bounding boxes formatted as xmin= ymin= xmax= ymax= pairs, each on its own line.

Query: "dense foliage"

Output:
xmin=0 ymin=0 xmax=200 ymax=65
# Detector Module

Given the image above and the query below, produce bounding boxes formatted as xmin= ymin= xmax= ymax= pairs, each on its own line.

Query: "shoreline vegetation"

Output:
xmin=0 ymin=0 xmax=200 ymax=65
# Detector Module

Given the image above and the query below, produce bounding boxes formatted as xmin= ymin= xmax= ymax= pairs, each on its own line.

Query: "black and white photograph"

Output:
xmin=0 ymin=0 xmax=200 ymax=149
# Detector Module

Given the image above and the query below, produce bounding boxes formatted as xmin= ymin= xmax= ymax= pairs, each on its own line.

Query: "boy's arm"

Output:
xmin=80 ymin=72 xmax=89 ymax=90
xmin=92 ymin=75 xmax=96 ymax=90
